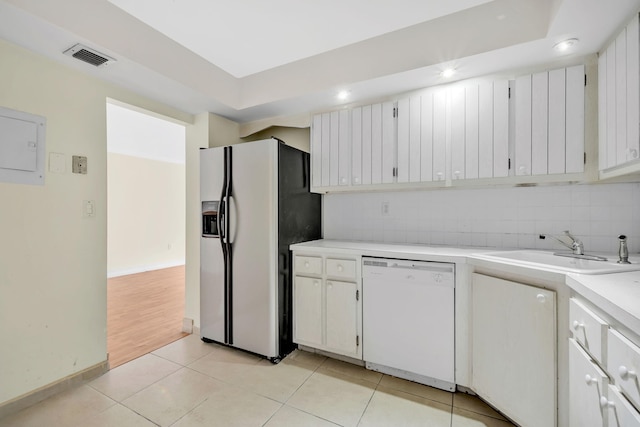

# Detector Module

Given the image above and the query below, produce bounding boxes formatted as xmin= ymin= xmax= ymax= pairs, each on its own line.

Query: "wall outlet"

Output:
xmin=381 ymin=201 xmax=390 ymax=216
xmin=83 ymin=200 xmax=95 ymax=218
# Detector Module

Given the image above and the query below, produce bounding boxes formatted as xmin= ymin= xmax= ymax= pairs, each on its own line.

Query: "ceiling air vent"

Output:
xmin=63 ymin=43 xmax=115 ymax=67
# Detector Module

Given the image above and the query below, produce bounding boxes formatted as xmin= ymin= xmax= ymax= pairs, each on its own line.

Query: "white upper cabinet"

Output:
xmin=310 ymin=63 xmax=588 ymax=193
xmin=514 ymin=65 xmax=585 ymax=177
xmin=599 ymin=13 xmax=640 ymax=178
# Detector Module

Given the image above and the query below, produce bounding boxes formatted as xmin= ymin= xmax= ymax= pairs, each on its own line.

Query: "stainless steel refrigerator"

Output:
xmin=200 ymin=138 xmax=321 ymax=362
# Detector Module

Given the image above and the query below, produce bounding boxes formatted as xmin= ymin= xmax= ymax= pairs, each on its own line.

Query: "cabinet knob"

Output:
xmin=518 ymin=165 xmax=527 ymax=174
xmin=304 ymin=261 xmax=310 ymax=268
xmin=628 ymin=148 xmax=639 ymax=159
xmin=536 ymin=294 xmax=546 ymax=303
xmin=353 ymin=176 xmax=360 ymax=184
xmin=436 ymin=172 xmax=443 ymax=181
xmin=619 ymin=365 xmax=637 ymax=380
xmin=327 ymin=281 xmax=332 ymax=289
xmin=337 ymin=265 xmax=344 ymax=272
xmin=340 ymin=177 xmax=347 ymax=184
xmin=314 ymin=281 xmax=319 ymax=287
xmin=454 ymin=171 xmax=461 ymax=179
xmin=572 ymin=320 xmax=584 ymax=330
xmin=584 ymin=374 xmax=597 ymax=386
xmin=600 ymin=396 xmax=615 ymax=409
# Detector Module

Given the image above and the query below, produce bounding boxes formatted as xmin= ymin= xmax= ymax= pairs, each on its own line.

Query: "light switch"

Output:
xmin=83 ymin=200 xmax=95 ymax=218
xmin=72 ymin=155 xmax=87 ymax=174
xmin=49 ymin=152 xmax=65 ymax=174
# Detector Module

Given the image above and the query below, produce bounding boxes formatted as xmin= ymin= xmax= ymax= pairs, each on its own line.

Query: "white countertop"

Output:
xmin=290 ymin=239 xmax=487 ymax=264
xmin=567 ymin=271 xmax=640 ymax=338
xmin=292 ymin=239 xmax=640 ymax=338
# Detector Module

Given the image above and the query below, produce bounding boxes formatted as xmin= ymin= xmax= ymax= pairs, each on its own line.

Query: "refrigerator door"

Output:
xmin=228 ymin=139 xmax=279 ymax=358
xmin=200 ymin=147 xmax=225 ymax=343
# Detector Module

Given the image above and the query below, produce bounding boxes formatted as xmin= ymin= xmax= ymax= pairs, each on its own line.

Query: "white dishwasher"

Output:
xmin=362 ymin=257 xmax=455 ymax=391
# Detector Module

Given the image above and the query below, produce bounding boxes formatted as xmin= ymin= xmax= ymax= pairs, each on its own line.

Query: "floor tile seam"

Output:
xmin=353 ymin=380 xmax=378 ymax=427
xmin=317 ymin=366 xmax=382 ymax=388
xmin=165 ymin=395 xmax=212 ymax=427
xmin=280 ymin=403 xmax=344 ymax=427
xmin=117 ymin=403 xmax=162 ymax=427
xmin=452 ymin=405 xmax=509 ymax=422
xmin=374 ymin=382 xmax=455 ymax=408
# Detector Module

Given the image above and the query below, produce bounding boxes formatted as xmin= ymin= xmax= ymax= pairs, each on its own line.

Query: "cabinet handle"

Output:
xmin=454 ymin=171 xmax=461 ymax=179
xmin=600 ymin=396 xmax=615 ymax=409
xmin=619 ymin=365 xmax=637 ymax=380
xmin=327 ymin=281 xmax=332 ymax=289
xmin=436 ymin=172 xmax=443 ymax=181
xmin=536 ymin=294 xmax=546 ymax=303
xmin=572 ymin=320 xmax=584 ymax=330
xmin=628 ymin=148 xmax=639 ymax=159
xmin=584 ymin=374 xmax=597 ymax=386
xmin=337 ymin=265 xmax=344 ymax=272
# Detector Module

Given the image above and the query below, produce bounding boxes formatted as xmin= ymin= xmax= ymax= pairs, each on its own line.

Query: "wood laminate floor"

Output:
xmin=107 ymin=265 xmax=189 ymax=368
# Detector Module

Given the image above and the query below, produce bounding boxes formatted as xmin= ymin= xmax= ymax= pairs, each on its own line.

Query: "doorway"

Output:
xmin=106 ymin=101 xmax=187 ymax=368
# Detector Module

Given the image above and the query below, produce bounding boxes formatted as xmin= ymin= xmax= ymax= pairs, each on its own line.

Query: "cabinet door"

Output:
xmin=531 ymin=71 xmax=549 ymax=175
xmin=548 ymin=68 xmax=567 ymax=175
xmin=397 ymin=98 xmax=410 ymax=183
xmin=566 ymin=65 xmax=585 ymax=173
xmin=371 ymin=103 xmax=383 ymax=184
xmin=433 ymin=88 xmax=448 ymax=182
xmin=616 ymin=29 xmax=628 ymax=166
xmin=381 ymin=101 xmax=396 ymax=184
xmin=599 ymin=50 xmax=609 ymax=170
xmin=338 ymin=109 xmax=350 ymax=186
xmin=329 ymin=111 xmax=340 ymax=186
xmin=420 ymin=91 xmax=434 ymax=182
xmin=450 ymin=85 xmax=465 ymax=180
xmin=321 ymin=112 xmax=331 ymax=187
xmin=606 ymin=41 xmax=618 ymax=169
xmin=515 ymin=74 xmax=532 ymax=176
xmin=478 ymin=82 xmax=494 ymax=178
xmin=293 ymin=276 xmax=323 ymax=347
xmin=351 ymin=107 xmax=363 ymax=185
xmin=569 ymin=339 xmax=608 ymax=427
xmin=472 ymin=273 xmax=557 ymax=427
xmin=628 ymin=16 xmax=640 ymax=163
xmin=311 ymin=114 xmax=322 ymax=188
xmin=493 ymin=80 xmax=510 ymax=177
xmin=465 ymin=84 xmax=479 ymax=179
xmin=325 ymin=280 xmax=359 ymax=357
xmin=362 ymin=105 xmax=373 ymax=185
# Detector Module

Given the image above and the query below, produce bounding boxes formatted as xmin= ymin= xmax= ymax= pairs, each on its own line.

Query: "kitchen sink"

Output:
xmin=474 ymin=250 xmax=640 ymax=274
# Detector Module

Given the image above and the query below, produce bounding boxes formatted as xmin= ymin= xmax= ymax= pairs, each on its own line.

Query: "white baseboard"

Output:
xmin=107 ymin=260 xmax=185 ymax=278
xmin=0 ymin=360 xmax=108 ymax=419
xmin=182 ymin=318 xmax=194 ymax=333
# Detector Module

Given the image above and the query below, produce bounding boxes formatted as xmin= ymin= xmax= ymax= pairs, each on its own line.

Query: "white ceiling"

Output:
xmin=1 ymin=0 xmax=640 ymax=129
xmin=107 ymin=0 xmax=493 ymax=78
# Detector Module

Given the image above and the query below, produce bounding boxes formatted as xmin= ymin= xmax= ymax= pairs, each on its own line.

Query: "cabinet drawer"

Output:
xmin=326 ymin=259 xmax=357 ymax=280
xmin=606 ymin=385 xmax=640 ymax=427
xmin=295 ymin=256 xmax=322 ymax=275
xmin=608 ymin=329 xmax=640 ymax=411
xmin=570 ymin=298 xmax=608 ymax=364
xmin=569 ymin=339 xmax=608 ymax=427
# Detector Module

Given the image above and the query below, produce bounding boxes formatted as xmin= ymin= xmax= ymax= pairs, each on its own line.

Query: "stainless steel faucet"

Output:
xmin=539 ymin=230 xmax=584 ymax=255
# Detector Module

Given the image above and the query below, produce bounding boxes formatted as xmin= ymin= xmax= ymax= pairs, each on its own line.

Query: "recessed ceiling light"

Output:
xmin=553 ymin=38 xmax=579 ymax=52
xmin=440 ymin=68 xmax=456 ymax=79
xmin=337 ymin=90 xmax=350 ymax=101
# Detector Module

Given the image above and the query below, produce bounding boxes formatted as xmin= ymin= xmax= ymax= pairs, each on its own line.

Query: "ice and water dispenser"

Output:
xmin=202 ymin=201 xmax=219 ymax=237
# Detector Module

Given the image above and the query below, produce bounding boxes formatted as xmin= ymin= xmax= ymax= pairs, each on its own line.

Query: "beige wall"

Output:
xmin=0 ymin=39 xmax=201 ymax=406
xmin=107 ymin=153 xmax=185 ymax=276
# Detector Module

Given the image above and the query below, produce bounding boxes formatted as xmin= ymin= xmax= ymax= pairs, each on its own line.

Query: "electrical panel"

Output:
xmin=0 ymin=106 xmax=46 ymax=185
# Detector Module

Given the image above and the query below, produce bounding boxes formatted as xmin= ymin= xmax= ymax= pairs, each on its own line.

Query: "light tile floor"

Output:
xmin=0 ymin=334 xmax=517 ymax=427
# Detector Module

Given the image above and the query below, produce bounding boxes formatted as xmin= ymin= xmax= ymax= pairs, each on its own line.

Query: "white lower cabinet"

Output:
xmin=568 ymin=296 xmax=640 ymax=426
xmin=568 ymin=338 xmax=608 ymax=427
xmin=292 ymin=252 xmax=362 ymax=359
xmin=471 ymin=273 xmax=557 ymax=427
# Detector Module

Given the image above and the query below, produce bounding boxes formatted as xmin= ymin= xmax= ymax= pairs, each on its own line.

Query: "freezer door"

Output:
xmin=200 ymin=148 xmax=225 ymax=343
xmin=227 ymin=139 xmax=279 ymax=358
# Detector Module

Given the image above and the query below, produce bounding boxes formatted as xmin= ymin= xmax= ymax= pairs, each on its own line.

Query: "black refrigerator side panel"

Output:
xmin=277 ymin=143 xmax=322 ymax=356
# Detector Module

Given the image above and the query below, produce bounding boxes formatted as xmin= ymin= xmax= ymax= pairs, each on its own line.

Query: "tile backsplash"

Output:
xmin=323 ymin=182 xmax=640 ymax=254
